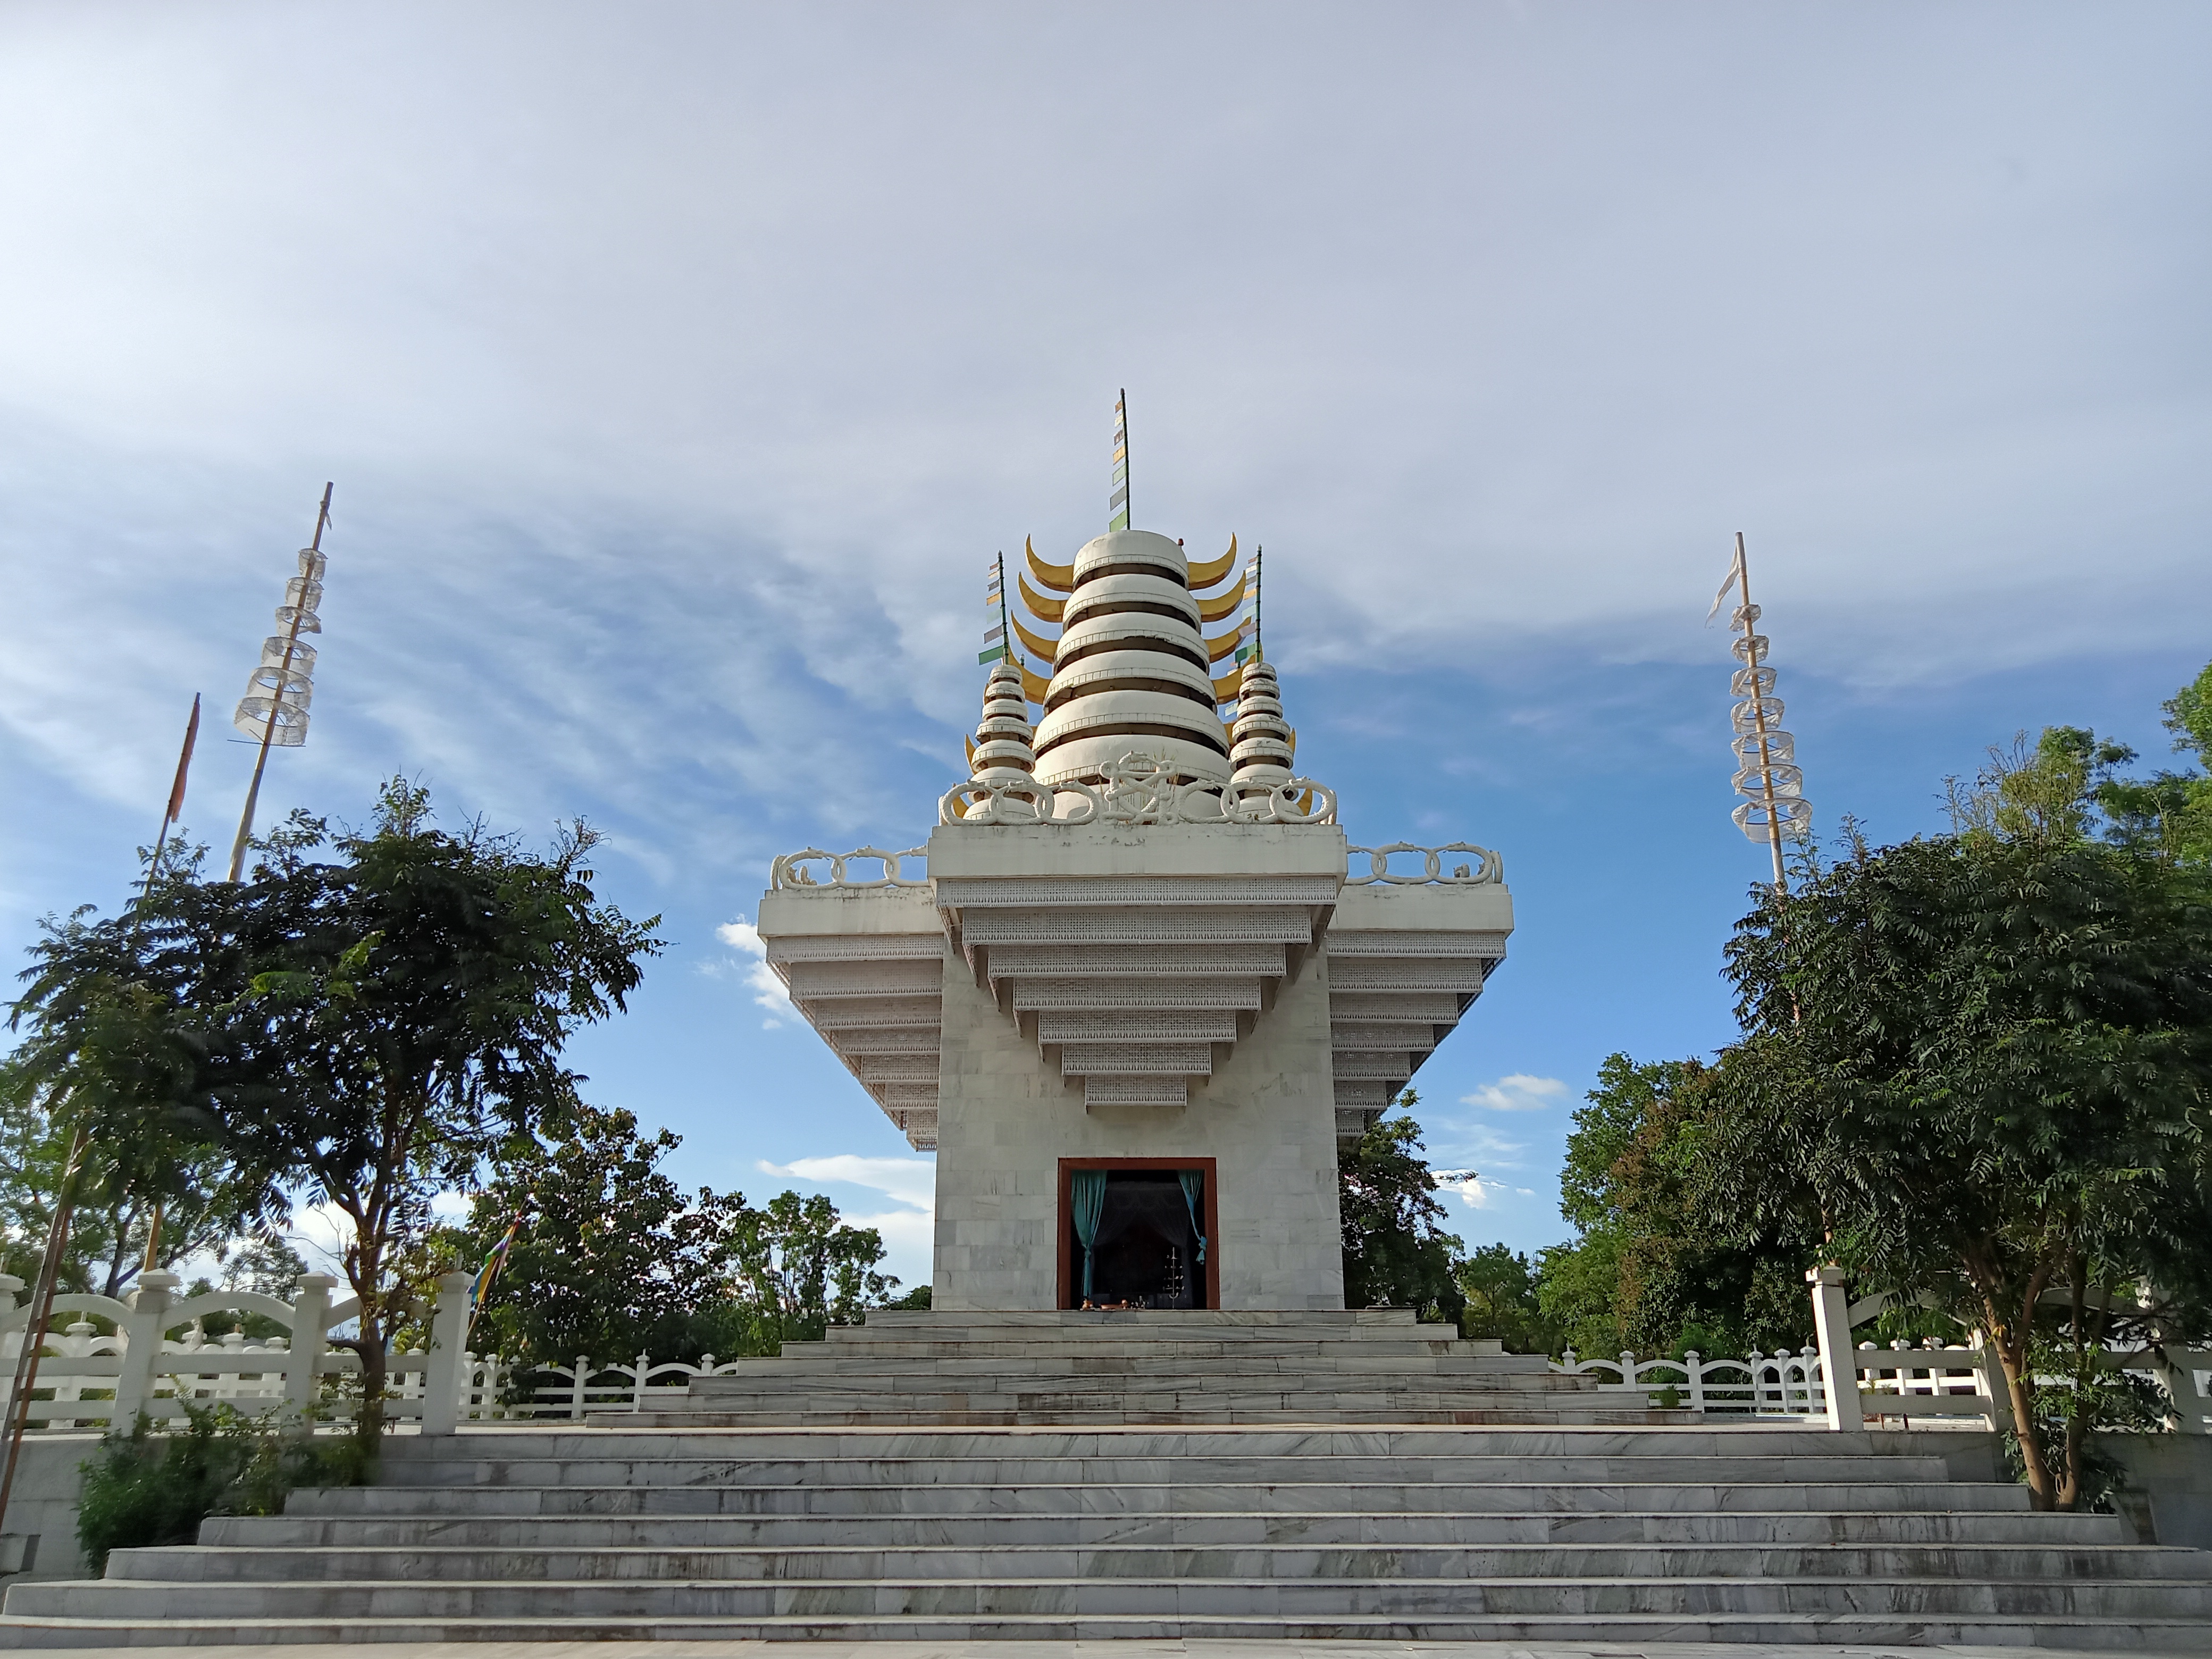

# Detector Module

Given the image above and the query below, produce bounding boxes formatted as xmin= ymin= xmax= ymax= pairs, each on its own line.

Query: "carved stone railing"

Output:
xmin=769 ymin=846 xmax=929 ymax=891
xmin=942 ymin=753 xmax=1337 ymax=828
xmin=1345 ymin=841 xmax=1503 ymax=885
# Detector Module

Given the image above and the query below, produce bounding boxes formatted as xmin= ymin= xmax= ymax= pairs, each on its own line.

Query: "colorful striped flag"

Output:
xmin=979 ymin=552 xmax=1009 ymax=664
xmin=1234 ymin=548 xmax=1262 ymax=664
xmin=1109 ymin=390 xmax=1130 ymax=531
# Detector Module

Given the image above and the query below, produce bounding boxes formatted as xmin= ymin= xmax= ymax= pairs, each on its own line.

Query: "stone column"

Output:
xmin=421 ymin=1271 xmax=474 ymax=1437
xmin=112 ymin=1271 xmax=180 ymax=1427
xmin=284 ymin=1274 xmax=336 ymax=1431
xmin=1806 ymin=1264 xmax=1864 ymax=1432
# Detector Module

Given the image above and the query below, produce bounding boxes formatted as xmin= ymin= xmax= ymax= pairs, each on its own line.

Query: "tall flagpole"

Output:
xmin=1714 ymin=531 xmax=1811 ymax=896
xmin=0 ymin=684 xmax=198 ymax=1527
xmin=1735 ymin=535 xmax=1789 ymax=894
xmin=0 ymin=1129 xmax=91 ymax=1535
xmin=228 ymin=483 xmax=332 ymax=882
xmin=145 ymin=695 xmax=202 ymax=897
xmin=1110 ymin=391 xmax=1130 ymax=532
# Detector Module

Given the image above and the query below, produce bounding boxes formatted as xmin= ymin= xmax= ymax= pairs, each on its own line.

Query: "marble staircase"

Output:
xmin=634 ymin=1309 xmax=1655 ymax=1428
xmin=4 ymin=1423 xmax=2210 ymax=1646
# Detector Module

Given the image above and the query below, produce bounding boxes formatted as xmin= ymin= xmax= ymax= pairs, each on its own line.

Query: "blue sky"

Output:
xmin=2 ymin=4 xmax=2207 ymax=1289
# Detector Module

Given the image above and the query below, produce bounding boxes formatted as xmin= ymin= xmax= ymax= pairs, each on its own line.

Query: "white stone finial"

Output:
xmin=1029 ymin=530 xmax=1237 ymax=789
xmin=963 ymin=657 xmax=1037 ymax=817
xmin=1230 ymin=656 xmax=1295 ymax=800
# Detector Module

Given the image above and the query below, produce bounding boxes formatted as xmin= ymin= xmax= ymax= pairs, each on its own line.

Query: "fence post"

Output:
xmin=422 ymin=1271 xmax=473 ymax=1437
xmin=572 ymin=1355 xmax=589 ymax=1421
xmin=112 ymin=1270 xmax=180 ymax=1427
xmin=1807 ymin=1265 xmax=1864 ymax=1431
xmin=283 ymin=1274 xmax=335 ymax=1430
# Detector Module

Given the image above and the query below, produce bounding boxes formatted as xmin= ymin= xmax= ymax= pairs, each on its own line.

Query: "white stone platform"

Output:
xmin=2 ymin=1425 xmax=2207 ymax=1647
xmin=625 ymin=1310 xmax=1659 ymax=1429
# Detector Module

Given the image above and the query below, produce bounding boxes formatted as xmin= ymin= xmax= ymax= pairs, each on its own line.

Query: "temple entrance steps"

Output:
xmin=634 ymin=1309 xmax=1675 ymax=1428
xmin=4 ymin=1424 xmax=2210 ymax=1647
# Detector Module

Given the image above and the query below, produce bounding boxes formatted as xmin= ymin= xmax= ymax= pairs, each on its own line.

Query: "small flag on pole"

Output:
xmin=1109 ymin=390 xmax=1130 ymax=532
xmin=1234 ymin=547 xmax=1262 ymax=664
xmin=464 ymin=1206 xmax=530 ymax=1344
xmin=979 ymin=551 xmax=1010 ymax=664
xmin=144 ymin=693 xmax=203 ymax=894
xmin=165 ymin=696 xmax=201 ymax=825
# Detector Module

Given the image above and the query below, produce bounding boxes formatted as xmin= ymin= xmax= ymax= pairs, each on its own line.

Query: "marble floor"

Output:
xmin=18 ymin=1643 xmax=2188 ymax=1659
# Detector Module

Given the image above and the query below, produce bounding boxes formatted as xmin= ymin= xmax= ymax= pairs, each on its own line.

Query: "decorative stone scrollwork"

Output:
xmin=940 ymin=779 xmax=1097 ymax=826
xmin=1345 ymin=841 xmax=1504 ymax=885
xmin=770 ymin=847 xmax=929 ymax=891
xmin=940 ymin=751 xmax=1337 ymax=827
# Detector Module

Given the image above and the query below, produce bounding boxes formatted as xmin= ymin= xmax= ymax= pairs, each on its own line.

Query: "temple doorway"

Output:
xmin=1058 ymin=1158 xmax=1217 ymax=1310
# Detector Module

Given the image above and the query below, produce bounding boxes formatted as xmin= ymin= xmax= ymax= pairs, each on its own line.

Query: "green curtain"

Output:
xmin=1071 ymin=1170 xmax=1108 ymax=1300
xmin=1177 ymin=1170 xmax=1208 ymax=1264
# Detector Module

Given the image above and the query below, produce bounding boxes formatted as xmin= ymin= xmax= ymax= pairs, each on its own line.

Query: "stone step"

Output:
xmin=376 ymin=1423 xmax=1872 ymax=1458
xmin=204 ymin=1505 xmax=2134 ymax=1549
xmin=13 ymin=1572 xmax=2212 ymax=1620
xmin=4 ymin=1610 xmax=2210 ymax=1650
xmin=372 ymin=1451 xmax=1961 ymax=1487
xmin=285 ymin=1479 xmax=2035 ymax=1518
xmin=611 ymin=1405 xmax=1664 ymax=1429
xmin=2 ymin=1609 xmax=2210 ymax=1650
xmin=105 ymin=1540 xmax=2212 ymax=1584
xmin=677 ymin=1353 xmax=1566 ymax=1377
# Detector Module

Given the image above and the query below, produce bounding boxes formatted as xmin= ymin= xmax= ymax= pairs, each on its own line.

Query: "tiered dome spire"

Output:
xmin=964 ymin=656 xmax=1037 ymax=798
xmin=1024 ymin=531 xmax=1242 ymax=788
xmin=1229 ymin=655 xmax=1295 ymax=801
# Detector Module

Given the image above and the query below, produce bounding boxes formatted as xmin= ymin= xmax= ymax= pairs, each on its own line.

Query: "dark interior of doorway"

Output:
xmin=1063 ymin=1166 xmax=1210 ymax=1310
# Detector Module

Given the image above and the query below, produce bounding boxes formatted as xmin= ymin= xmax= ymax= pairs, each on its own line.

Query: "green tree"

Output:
xmin=711 ymin=1188 xmax=895 ymax=1351
xmin=1455 ymin=1242 xmax=1561 ymax=1354
xmin=10 ymin=780 xmax=663 ymax=1440
xmin=2094 ymin=659 xmax=2212 ymax=864
xmin=1549 ymin=1054 xmax=1817 ymax=1360
xmin=460 ymin=1105 xmax=748 ymax=1365
xmin=1705 ymin=800 xmax=2212 ymax=1511
xmin=455 ymin=1106 xmax=898 ymax=1368
xmin=6 ymin=853 xmax=276 ymax=1300
xmin=1531 ymin=1233 xmax=1626 ymax=1360
xmin=1338 ymin=1095 xmax=1466 ymax=1323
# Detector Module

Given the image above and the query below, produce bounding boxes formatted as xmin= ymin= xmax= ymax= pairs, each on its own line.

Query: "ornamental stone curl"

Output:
xmin=940 ymin=751 xmax=1336 ymax=827
xmin=770 ymin=847 xmax=929 ymax=891
xmin=1344 ymin=841 xmax=1504 ymax=885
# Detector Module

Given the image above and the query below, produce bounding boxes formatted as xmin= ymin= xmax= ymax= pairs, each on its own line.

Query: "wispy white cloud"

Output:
xmin=758 ymin=1154 xmax=936 ymax=1292
xmin=1462 ymin=1074 xmax=1570 ymax=1112
xmin=759 ymin=1155 xmax=934 ymax=1212
xmin=1436 ymin=1172 xmax=1537 ymax=1211
xmin=714 ymin=915 xmax=793 ymax=1027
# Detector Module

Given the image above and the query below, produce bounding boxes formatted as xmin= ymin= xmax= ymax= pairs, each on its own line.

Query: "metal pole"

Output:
xmin=0 ymin=1128 xmax=92 ymax=1534
xmin=1735 ymin=532 xmax=1789 ymax=896
xmin=227 ymin=484 xmax=331 ymax=883
xmin=144 ymin=695 xmax=201 ymax=901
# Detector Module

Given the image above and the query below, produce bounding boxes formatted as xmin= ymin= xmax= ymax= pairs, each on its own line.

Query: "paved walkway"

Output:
xmin=15 ymin=1643 xmax=2180 ymax=1659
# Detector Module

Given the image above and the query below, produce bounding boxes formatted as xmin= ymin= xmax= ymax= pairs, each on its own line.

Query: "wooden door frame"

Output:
xmin=1057 ymin=1155 xmax=1220 ymax=1310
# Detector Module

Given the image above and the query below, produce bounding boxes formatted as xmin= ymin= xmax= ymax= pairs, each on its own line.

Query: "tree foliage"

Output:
xmin=9 ymin=780 xmax=663 ymax=1438
xmin=453 ymin=1104 xmax=896 ymax=1368
xmin=1455 ymin=1243 xmax=1560 ymax=1354
xmin=1338 ymin=1097 xmax=1466 ymax=1324
xmin=1545 ymin=1054 xmax=1817 ymax=1360
xmin=1704 ymin=786 xmax=2212 ymax=1510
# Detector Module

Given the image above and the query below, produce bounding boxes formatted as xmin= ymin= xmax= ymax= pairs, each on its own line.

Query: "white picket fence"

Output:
xmin=0 ymin=1268 xmax=505 ymax=1435
xmin=11 ymin=1263 xmax=2208 ymax=1438
xmin=512 ymin=1355 xmax=753 ymax=1418
xmin=1547 ymin=1276 xmax=2212 ymax=1435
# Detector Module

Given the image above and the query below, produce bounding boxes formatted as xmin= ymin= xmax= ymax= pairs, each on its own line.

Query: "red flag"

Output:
xmin=165 ymin=696 xmax=200 ymax=824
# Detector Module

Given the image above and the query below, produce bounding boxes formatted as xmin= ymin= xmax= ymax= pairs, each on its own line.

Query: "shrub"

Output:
xmin=77 ymin=1407 xmax=372 ymax=1573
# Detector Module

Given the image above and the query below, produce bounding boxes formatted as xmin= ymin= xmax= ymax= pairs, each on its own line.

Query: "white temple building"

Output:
xmin=755 ymin=514 xmax=1513 ymax=1313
